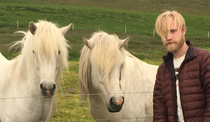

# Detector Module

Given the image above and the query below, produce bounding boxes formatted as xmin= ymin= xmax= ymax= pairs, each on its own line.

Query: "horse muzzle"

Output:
xmin=108 ymin=96 xmax=124 ymax=112
xmin=40 ymin=82 xmax=56 ymax=97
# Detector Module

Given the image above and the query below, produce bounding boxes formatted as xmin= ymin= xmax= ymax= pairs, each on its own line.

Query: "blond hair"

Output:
xmin=155 ymin=10 xmax=186 ymax=38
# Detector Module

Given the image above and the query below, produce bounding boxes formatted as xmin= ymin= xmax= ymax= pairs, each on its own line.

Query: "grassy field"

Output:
xmin=0 ymin=0 xmax=210 ymax=121
xmin=39 ymin=0 xmax=210 ymax=16
xmin=0 ymin=2 xmax=210 ymax=61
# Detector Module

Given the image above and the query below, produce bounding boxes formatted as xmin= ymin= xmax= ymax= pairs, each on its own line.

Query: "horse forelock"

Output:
xmin=91 ymin=33 xmax=124 ymax=81
xmin=34 ymin=21 xmax=68 ymax=60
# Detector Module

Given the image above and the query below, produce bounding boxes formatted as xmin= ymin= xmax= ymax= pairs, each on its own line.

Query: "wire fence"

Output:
xmin=50 ymin=117 xmax=153 ymax=122
xmin=49 ymin=117 xmax=153 ymax=122
xmin=0 ymin=92 xmax=154 ymax=121
xmin=0 ymin=91 xmax=153 ymax=99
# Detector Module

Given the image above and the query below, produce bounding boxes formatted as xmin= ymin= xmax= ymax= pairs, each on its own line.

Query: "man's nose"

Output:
xmin=166 ymin=33 xmax=172 ymax=40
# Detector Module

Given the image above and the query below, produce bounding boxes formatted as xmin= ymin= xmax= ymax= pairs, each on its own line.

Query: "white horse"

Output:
xmin=79 ymin=31 xmax=158 ymax=122
xmin=0 ymin=20 xmax=71 ymax=122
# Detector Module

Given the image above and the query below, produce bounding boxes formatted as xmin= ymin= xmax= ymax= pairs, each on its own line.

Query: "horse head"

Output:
xmin=28 ymin=21 xmax=71 ymax=97
xmin=81 ymin=32 xmax=129 ymax=112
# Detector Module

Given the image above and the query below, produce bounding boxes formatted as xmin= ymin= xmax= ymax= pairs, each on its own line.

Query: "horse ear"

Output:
xmin=118 ymin=37 xmax=129 ymax=48
xmin=83 ymin=37 xmax=95 ymax=50
xmin=29 ymin=21 xmax=37 ymax=35
xmin=60 ymin=23 xmax=72 ymax=35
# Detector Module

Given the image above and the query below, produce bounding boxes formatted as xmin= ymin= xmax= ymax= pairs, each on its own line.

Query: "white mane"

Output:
xmin=79 ymin=31 xmax=126 ymax=100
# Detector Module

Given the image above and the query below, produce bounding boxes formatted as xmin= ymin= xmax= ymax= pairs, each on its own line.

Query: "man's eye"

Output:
xmin=170 ymin=29 xmax=176 ymax=33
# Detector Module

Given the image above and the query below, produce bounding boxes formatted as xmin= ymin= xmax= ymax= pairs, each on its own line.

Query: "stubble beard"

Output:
xmin=165 ymin=35 xmax=185 ymax=53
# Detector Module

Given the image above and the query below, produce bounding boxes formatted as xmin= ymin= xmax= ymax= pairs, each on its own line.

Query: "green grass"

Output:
xmin=0 ymin=1 xmax=210 ymax=121
xmin=53 ymin=61 xmax=94 ymax=121
xmin=46 ymin=61 xmax=89 ymax=121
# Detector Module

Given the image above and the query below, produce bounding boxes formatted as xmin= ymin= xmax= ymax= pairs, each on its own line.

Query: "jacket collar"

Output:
xmin=184 ymin=41 xmax=196 ymax=62
xmin=163 ymin=41 xmax=195 ymax=62
xmin=162 ymin=41 xmax=196 ymax=82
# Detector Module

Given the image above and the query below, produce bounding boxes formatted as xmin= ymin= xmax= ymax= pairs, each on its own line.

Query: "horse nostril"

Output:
xmin=52 ymin=84 xmax=56 ymax=90
xmin=40 ymin=84 xmax=43 ymax=89
xmin=110 ymin=97 xmax=116 ymax=105
xmin=122 ymin=97 xmax=124 ymax=105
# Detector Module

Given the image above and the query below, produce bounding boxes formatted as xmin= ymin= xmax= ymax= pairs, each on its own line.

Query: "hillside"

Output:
xmin=0 ymin=2 xmax=209 ymax=62
xmin=39 ymin=0 xmax=210 ymax=16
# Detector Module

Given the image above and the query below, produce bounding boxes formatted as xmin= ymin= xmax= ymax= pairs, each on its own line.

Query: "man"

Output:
xmin=153 ymin=10 xmax=210 ymax=122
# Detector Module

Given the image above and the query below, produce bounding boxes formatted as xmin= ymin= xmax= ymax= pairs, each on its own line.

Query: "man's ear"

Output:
xmin=182 ymin=26 xmax=187 ymax=36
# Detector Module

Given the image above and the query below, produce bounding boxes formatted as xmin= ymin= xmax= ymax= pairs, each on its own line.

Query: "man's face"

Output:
xmin=162 ymin=19 xmax=186 ymax=53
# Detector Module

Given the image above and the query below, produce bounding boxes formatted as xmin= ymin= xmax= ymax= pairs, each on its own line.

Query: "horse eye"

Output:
xmin=32 ymin=50 xmax=34 ymax=53
xmin=58 ymin=51 xmax=60 ymax=55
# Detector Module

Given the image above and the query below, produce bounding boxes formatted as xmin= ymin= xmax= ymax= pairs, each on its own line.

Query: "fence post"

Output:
xmin=147 ymin=45 xmax=152 ymax=57
xmin=153 ymin=29 xmax=155 ymax=36
xmin=72 ymin=23 xmax=74 ymax=30
xmin=208 ymin=31 xmax=209 ymax=38
xmin=125 ymin=25 xmax=126 ymax=34
xmin=17 ymin=20 xmax=18 ymax=28
xmin=98 ymin=25 xmax=100 ymax=30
